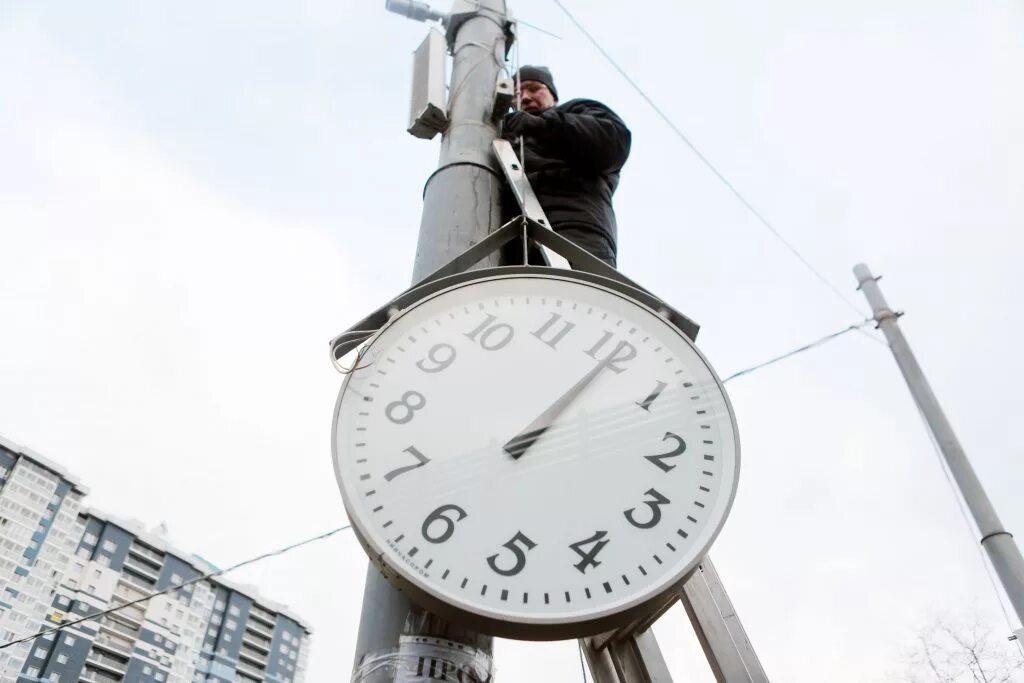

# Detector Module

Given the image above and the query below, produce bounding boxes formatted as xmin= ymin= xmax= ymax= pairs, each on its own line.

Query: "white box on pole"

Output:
xmin=407 ymin=29 xmax=448 ymax=139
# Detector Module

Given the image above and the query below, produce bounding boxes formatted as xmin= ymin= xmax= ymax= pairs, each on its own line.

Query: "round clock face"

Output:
xmin=333 ymin=272 xmax=739 ymax=639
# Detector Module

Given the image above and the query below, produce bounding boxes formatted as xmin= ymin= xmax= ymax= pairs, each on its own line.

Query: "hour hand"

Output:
xmin=503 ymin=342 xmax=630 ymax=459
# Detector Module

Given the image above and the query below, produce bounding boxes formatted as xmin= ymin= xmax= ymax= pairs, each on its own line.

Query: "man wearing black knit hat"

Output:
xmin=502 ymin=65 xmax=631 ymax=268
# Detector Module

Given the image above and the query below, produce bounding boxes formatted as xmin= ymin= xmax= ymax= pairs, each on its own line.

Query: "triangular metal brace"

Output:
xmin=328 ymin=218 xmax=700 ymax=370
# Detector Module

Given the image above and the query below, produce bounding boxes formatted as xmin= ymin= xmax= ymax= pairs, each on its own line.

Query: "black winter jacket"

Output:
xmin=503 ymin=98 xmax=631 ymax=265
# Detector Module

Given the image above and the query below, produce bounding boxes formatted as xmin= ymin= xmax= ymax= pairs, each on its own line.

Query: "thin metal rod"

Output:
xmin=853 ymin=263 xmax=1024 ymax=626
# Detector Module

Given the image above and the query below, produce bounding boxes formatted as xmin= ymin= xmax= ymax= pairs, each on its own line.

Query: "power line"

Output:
xmin=1 ymin=320 xmax=877 ymax=654
xmin=0 ymin=524 xmax=352 ymax=651
xmin=722 ymin=318 xmax=875 ymax=384
xmin=550 ymin=0 xmax=868 ymax=320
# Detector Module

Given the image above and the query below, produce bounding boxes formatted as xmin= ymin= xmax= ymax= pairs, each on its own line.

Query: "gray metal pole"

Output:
xmin=412 ymin=0 xmax=508 ymax=282
xmin=854 ymin=263 xmax=1024 ymax=626
xmin=352 ymin=2 xmax=508 ymax=680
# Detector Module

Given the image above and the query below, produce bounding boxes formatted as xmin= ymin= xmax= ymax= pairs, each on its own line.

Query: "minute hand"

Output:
xmin=503 ymin=340 xmax=633 ymax=459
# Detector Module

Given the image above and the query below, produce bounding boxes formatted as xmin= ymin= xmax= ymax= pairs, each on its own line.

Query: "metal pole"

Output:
xmin=352 ymin=2 xmax=508 ymax=680
xmin=412 ymin=0 xmax=508 ymax=282
xmin=854 ymin=263 xmax=1024 ymax=626
xmin=680 ymin=559 xmax=769 ymax=683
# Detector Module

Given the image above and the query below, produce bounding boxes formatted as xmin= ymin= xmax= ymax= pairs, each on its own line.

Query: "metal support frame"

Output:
xmin=680 ymin=559 xmax=769 ymax=682
xmin=329 ymin=218 xmax=700 ymax=368
xmin=582 ymin=556 xmax=768 ymax=683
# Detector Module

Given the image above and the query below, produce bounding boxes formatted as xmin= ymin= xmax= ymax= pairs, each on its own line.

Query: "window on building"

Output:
xmin=26 ymin=667 xmax=39 ymax=677
xmin=228 ymin=605 xmax=240 ymax=617
xmin=48 ymin=673 xmax=60 ymax=682
xmin=93 ymin=569 xmax=101 ymax=578
xmin=171 ymin=573 xmax=183 ymax=585
xmin=143 ymin=665 xmax=153 ymax=675
xmin=64 ymin=635 xmax=75 ymax=646
xmin=97 ymin=555 xmax=110 ymax=567
xmin=101 ymin=539 xmax=117 ymax=553
xmin=225 ymin=619 xmax=237 ymax=631
xmin=223 ymin=634 xmax=232 ymax=642
xmin=57 ymin=653 xmax=68 ymax=664
xmin=34 ymin=646 xmax=47 ymax=658
xmin=83 ymin=533 xmax=98 ymax=545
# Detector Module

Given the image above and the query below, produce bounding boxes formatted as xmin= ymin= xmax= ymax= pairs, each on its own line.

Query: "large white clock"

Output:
xmin=332 ymin=272 xmax=739 ymax=639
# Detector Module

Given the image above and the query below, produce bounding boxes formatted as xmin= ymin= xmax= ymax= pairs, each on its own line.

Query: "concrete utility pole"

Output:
xmin=854 ymin=264 xmax=1024 ymax=628
xmin=352 ymin=1 xmax=509 ymax=680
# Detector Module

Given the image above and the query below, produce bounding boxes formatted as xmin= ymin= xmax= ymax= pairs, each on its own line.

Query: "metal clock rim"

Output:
xmin=329 ymin=264 xmax=700 ymax=370
xmin=331 ymin=270 xmax=741 ymax=640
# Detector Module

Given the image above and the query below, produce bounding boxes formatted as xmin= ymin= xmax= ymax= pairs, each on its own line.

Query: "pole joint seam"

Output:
xmin=980 ymin=530 xmax=1014 ymax=544
xmin=422 ymin=161 xmax=502 ymax=198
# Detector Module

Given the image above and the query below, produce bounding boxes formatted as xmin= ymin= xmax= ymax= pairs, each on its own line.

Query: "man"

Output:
xmin=502 ymin=65 xmax=631 ymax=268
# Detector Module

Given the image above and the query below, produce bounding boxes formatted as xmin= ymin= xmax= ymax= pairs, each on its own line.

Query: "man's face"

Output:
xmin=517 ymin=80 xmax=556 ymax=113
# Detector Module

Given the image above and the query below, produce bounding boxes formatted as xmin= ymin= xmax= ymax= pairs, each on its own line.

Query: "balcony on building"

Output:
xmin=126 ymin=542 xmax=164 ymax=569
xmin=93 ymin=631 xmax=134 ymax=658
xmin=121 ymin=556 xmax=160 ymax=585
xmin=85 ymin=648 xmax=129 ymax=676
xmin=242 ymin=629 xmax=272 ymax=654
xmin=239 ymin=644 xmax=268 ymax=669
xmin=80 ymin=665 xmax=124 ymax=683
xmin=100 ymin=615 xmax=141 ymax=640
xmin=245 ymin=617 xmax=274 ymax=641
xmin=236 ymin=659 xmax=265 ymax=682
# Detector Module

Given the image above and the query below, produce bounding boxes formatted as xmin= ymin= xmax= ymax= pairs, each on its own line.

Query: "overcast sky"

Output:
xmin=1 ymin=0 xmax=1021 ymax=680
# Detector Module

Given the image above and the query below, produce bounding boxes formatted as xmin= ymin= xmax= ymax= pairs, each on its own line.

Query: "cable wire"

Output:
xmin=0 ymin=323 xmax=884 ymax=654
xmin=722 ymin=318 xmax=875 ymax=384
xmin=551 ymin=0 xmax=868 ymax=319
xmin=0 ymin=524 xmax=352 ymax=651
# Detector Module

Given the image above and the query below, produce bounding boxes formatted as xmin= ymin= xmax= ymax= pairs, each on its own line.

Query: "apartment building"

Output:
xmin=0 ymin=437 xmax=310 ymax=683
xmin=0 ymin=436 xmax=87 ymax=682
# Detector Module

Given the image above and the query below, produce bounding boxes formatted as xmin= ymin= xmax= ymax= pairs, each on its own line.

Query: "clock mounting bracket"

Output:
xmin=328 ymin=218 xmax=700 ymax=372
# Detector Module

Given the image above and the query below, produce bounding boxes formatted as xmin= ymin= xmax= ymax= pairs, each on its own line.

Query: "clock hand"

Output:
xmin=503 ymin=341 xmax=631 ymax=459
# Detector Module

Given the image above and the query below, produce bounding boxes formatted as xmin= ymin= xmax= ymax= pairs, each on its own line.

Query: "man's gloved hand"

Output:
xmin=504 ymin=110 xmax=547 ymax=137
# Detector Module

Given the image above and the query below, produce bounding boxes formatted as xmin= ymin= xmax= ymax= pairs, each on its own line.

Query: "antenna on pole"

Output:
xmin=385 ymin=0 xmax=446 ymax=24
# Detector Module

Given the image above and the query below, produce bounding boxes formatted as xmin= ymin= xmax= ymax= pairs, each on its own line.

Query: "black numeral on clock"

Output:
xmin=583 ymin=331 xmax=637 ymax=373
xmin=644 ymin=431 xmax=687 ymax=472
xmin=531 ymin=312 xmax=576 ymax=349
xmin=464 ymin=314 xmax=514 ymax=351
xmin=383 ymin=446 xmax=430 ymax=482
xmin=637 ymin=381 xmax=668 ymax=411
xmin=486 ymin=531 xmax=536 ymax=577
xmin=385 ymin=390 xmax=426 ymax=424
xmin=415 ymin=343 xmax=456 ymax=373
xmin=421 ymin=504 xmax=467 ymax=544
xmin=569 ymin=530 xmax=610 ymax=574
xmin=624 ymin=489 xmax=671 ymax=529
